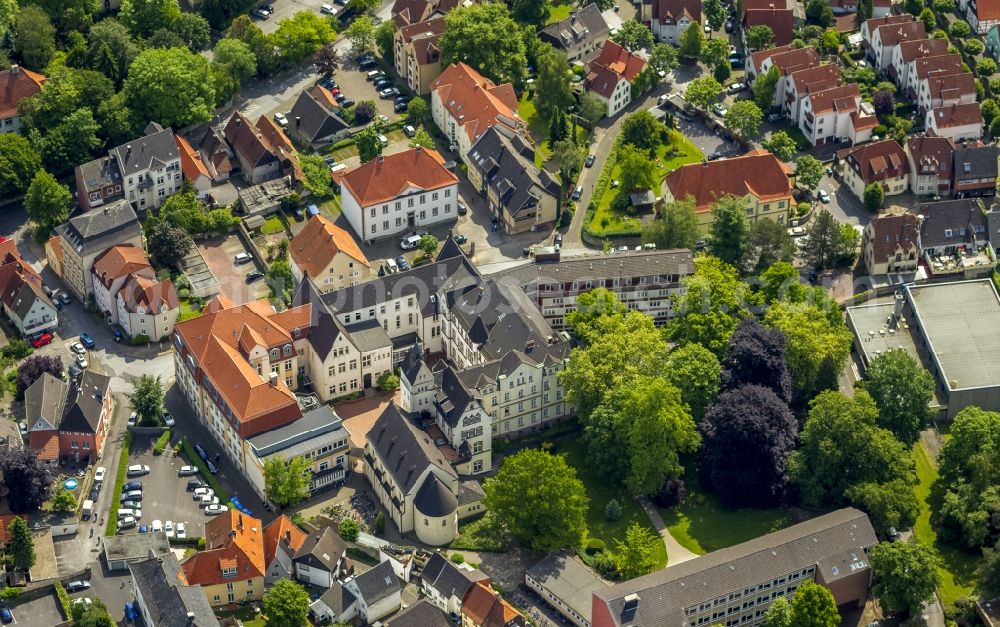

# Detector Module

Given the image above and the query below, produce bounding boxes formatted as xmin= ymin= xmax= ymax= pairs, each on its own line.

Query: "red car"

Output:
xmin=31 ymin=333 xmax=53 ymax=348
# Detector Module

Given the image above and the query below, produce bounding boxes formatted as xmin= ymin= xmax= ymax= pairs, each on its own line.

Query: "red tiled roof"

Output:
xmin=263 ymin=515 xmax=307 ymax=568
xmin=863 ymin=14 xmax=913 ymax=38
xmin=462 ymin=582 xmax=525 ymax=627
xmin=118 ymin=274 xmax=179 ymax=315
xmin=867 ymin=213 xmax=919 ymax=261
xmin=744 ymin=8 xmax=794 ymax=46
xmin=749 ymin=44 xmax=796 ymax=74
xmin=808 ymin=83 xmax=860 ymax=114
xmin=838 ymin=139 xmax=910 ymax=184
xmin=875 ymin=20 xmax=926 ymax=47
xmin=91 ymin=245 xmax=152 ymax=290
xmin=929 ymin=102 xmax=983 ymax=129
xmin=585 ymin=63 xmax=625 ymax=99
xmin=341 ymin=147 xmax=457 ymax=208
xmin=789 ymin=64 xmax=841 ymax=96
xmin=906 ymin=136 xmax=954 ymax=177
xmin=592 ymin=40 xmax=646 ymax=82
xmin=896 ymin=38 xmax=947 ymax=64
xmin=431 ymin=63 xmax=522 ymax=144
xmin=926 ymin=72 xmax=977 ymax=101
xmin=183 ymin=511 xmax=265 ymax=586
xmin=176 ymin=135 xmax=210 ymax=182
xmin=767 ymin=46 xmax=821 ymax=76
xmin=0 ymin=67 xmax=45 ymax=119
xmin=653 ymin=0 xmax=702 ymax=23
xmin=913 ymin=54 xmax=964 ymax=81
xmin=663 ymin=149 xmax=794 ymax=213
xmin=976 ymin=0 xmax=1000 ymax=21
xmin=290 ymin=214 xmax=370 ymax=278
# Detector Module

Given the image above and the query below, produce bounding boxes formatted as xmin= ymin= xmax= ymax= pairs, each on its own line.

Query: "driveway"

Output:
xmin=197 ymin=235 xmax=269 ymax=305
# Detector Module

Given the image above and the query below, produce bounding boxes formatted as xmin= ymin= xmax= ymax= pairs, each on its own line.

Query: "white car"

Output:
xmin=400 ymin=234 xmax=422 ymax=250
xmin=93 ymin=466 xmax=106 ymax=483
xmin=127 ymin=464 xmax=150 ymax=477
xmin=177 ymin=465 xmax=199 ymax=477
xmin=377 ymin=114 xmax=389 ymax=125
xmin=193 ymin=487 xmax=214 ymax=500
xmin=75 ymin=354 xmax=88 ymax=369
xmin=69 ymin=342 xmax=86 ymax=355
xmin=274 ymin=112 xmax=288 ymax=127
xmin=204 ymin=504 xmax=229 ymax=515
xmin=117 ymin=516 xmax=136 ymax=530
xmin=127 ymin=412 xmax=137 ymax=428
xmin=712 ymin=103 xmax=728 ymax=117
xmin=727 ymin=82 xmax=745 ymax=94
xmin=818 ymin=189 xmax=831 ymax=203
xmin=163 ymin=412 xmax=175 ymax=427
xmin=165 ymin=520 xmax=174 ymax=538
xmin=151 ymin=520 xmax=163 ymax=533
xmin=403 ymin=124 xmax=416 ymax=137
xmin=200 ymin=494 xmax=220 ymax=507
xmin=175 ymin=522 xmax=187 ymax=539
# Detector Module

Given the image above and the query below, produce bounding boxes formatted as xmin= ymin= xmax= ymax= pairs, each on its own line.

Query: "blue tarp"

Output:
xmin=307 ymin=204 xmax=320 ymax=216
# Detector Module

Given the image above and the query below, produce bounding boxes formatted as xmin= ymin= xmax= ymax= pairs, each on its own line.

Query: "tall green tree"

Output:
xmin=664 ymin=343 xmax=721 ymax=420
xmin=648 ymin=43 xmax=678 ymax=74
xmin=864 ymin=181 xmax=884 ymax=210
xmin=271 ymin=11 xmax=336 ymax=66
xmin=762 ymin=130 xmax=797 ymax=161
xmin=535 ymin=44 xmax=573 ymax=123
xmin=678 ymin=21 xmax=702 ymax=59
xmin=620 ymin=109 xmax=663 ymax=153
xmin=553 ymin=138 xmax=583 ymax=189
xmin=643 ymin=197 xmax=699 ymax=250
xmin=129 ymin=375 xmax=165 ymax=425
xmin=511 ymin=0 xmax=550 ymax=26
xmin=566 ymin=288 xmax=625 ymax=337
xmin=213 ymin=38 xmax=257 ymax=103
xmin=25 ymin=169 xmax=70 ymax=236
xmin=699 ymin=37 xmax=729 ymax=69
xmin=0 ymin=135 xmax=42 ymax=199
xmin=978 ymin=540 xmax=1000 ymax=599
xmin=746 ymin=219 xmax=796 ymax=274
xmin=763 ymin=597 xmax=792 ymax=627
xmin=613 ymin=523 xmax=661 ymax=579
xmin=864 ymin=350 xmax=935 ymax=444
xmin=119 ymin=0 xmax=180 ymax=37
xmin=407 ymin=97 xmax=430 ymax=127
xmin=375 ymin=21 xmax=396 ymax=64
xmin=800 ymin=209 xmax=851 ymax=269
xmin=805 ymin=0 xmax=834 ymax=26
xmin=226 ymin=15 xmax=276 ymax=76
xmin=483 ymin=449 xmax=588 ymax=552
xmin=0 ymin=0 xmax=17 ymax=41
xmin=668 ymin=256 xmax=755 ymax=355
xmin=173 ymin=12 xmax=212 ymax=51
xmin=262 ymin=580 xmax=311 ymax=627
xmin=345 ymin=14 xmax=377 ymax=56
xmin=936 ymin=407 xmax=1000 ymax=548
xmin=8 ymin=517 xmax=34 ymax=571
xmin=705 ymin=0 xmax=726 ymax=33
xmin=85 ymin=19 xmax=138 ymax=86
xmin=763 ymin=300 xmax=852 ymax=402
xmin=356 ymin=126 xmax=383 ymax=163
xmin=685 ymin=75 xmax=723 ymax=111
xmin=844 ymin=480 xmax=919 ymax=537
xmin=440 ymin=3 xmax=528 ymax=87
xmin=709 ymin=195 xmax=751 ymax=269
xmin=124 ymin=47 xmax=215 ymax=128
xmin=746 ymin=24 xmax=775 ymax=51
xmin=753 ymin=65 xmax=780 ymax=111
xmin=147 ymin=220 xmax=193 ymax=268
xmin=869 ymin=540 xmax=941 ymax=617
xmin=794 ymin=154 xmax=823 ymax=190
xmin=611 ymin=20 xmax=653 ymax=52
xmin=725 ymin=100 xmax=763 ymax=139
xmin=12 ymin=5 xmax=57 ymax=71
xmin=579 ymin=91 xmax=606 ymax=125
xmin=618 ymin=144 xmax=657 ymax=192
xmin=789 ymin=581 xmax=840 ymax=627
xmin=38 ymin=108 xmax=102 ymax=174
xmin=264 ymin=455 xmax=312 ymax=507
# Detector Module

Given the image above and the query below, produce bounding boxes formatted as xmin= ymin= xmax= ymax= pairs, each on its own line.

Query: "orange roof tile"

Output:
xmin=203 ymin=294 xmax=236 ymax=314
xmin=91 ymin=245 xmax=153 ymax=289
xmin=592 ymin=40 xmax=646 ymax=83
xmin=0 ymin=67 xmax=45 ymax=119
xmin=118 ymin=274 xmax=179 ymax=315
xmin=462 ymin=582 xmax=525 ymax=627
xmin=176 ymin=134 xmax=211 ymax=182
xmin=46 ymin=235 xmax=63 ymax=267
xmin=808 ymin=83 xmax=861 ymax=115
xmin=341 ymin=147 xmax=458 ymax=208
xmin=875 ymin=20 xmax=926 ymax=46
xmin=0 ymin=515 xmax=28 ymax=544
xmin=838 ymin=139 xmax=910 ymax=184
xmin=976 ymin=0 xmax=1000 ymax=21
xmin=744 ymin=8 xmax=794 ymax=46
xmin=767 ymin=46 xmax=821 ymax=76
xmin=929 ymin=102 xmax=983 ymax=129
xmin=263 ymin=515 xmax=307 ymax=568
xmin=431 ymin=63 xmax=523 ymax=144
xmin=183 ymin=510 xmax=265 ymax=587
xmin=663 ymin=149 xmax=793 ymax=213
xmin=749 ymin=44 xmax=796 ymax=75
xmin=290 ymin=214 xmax=371 ymax=279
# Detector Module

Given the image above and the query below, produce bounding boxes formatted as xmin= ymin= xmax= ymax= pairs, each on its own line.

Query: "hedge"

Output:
xmin=176 ymin=438 xmax=230 ymax=504
xmin=105 ymin=431 xmax=134 ymax=537
xmin=54 ymin=582 xmax=71 ymax=619
xmin=152 ymin=430 xmax=172 ymax=455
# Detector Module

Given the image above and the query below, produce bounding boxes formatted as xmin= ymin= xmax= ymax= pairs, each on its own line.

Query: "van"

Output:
xmin=366 ymin=70 xmax=383 ymax=81
xmin=320 ymin=3 xmax=336 ymax=13
xmin=400 ymin=234 xmax=422 ymax=250
xmin=234 ymin=252 xmax=252 ymax=265
xmin=117 ymin=517 xmax=136 ymax=531
xmin=384 ymin=258 xmax=399 ymax=274
xmin=117 ymin=508 xmax=136 ymax=520
xmin=82 ymin=500 xmax=94 ymax=521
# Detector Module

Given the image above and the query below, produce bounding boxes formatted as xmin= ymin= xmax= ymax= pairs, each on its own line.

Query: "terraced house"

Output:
xmin=181 ymin=511 xmax=265 ymax=607
xmin=393 ymin=18 xmax=446 ymax=95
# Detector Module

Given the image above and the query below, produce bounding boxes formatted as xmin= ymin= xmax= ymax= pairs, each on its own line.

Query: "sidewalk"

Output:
xmin=639 ymin=498 xmax=699 ymax=566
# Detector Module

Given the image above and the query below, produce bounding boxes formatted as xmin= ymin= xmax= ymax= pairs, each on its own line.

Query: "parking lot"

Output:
xmin=118 ymin=433 xmax=210 ymax=540
xmin=327 ymin=58 xmax=407 ymax=123
xmin=197 ymin=235 xmax=269 ymax=306
xmin=10 ymin=590 xmax=65 ymax=627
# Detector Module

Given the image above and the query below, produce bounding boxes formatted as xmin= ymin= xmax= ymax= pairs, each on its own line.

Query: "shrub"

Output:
xmin=1 ymin=340 xmax=32 ymax=361
xmin=53 ymin=582 xmax=69 ymax=617
xmin=377 ymin=372 xmax=399 ymax=392
xmin=1 ymin=587 xmax=21 ymax=601
xmin=964 ymin=39 xmax=985 ymax=55
xmin=339 ymin=518 xmax=360 ymax=542
xmin=450 ymin=552 xmax=465 ymax=564
xmin=992 ymin=77 xmax=1000 ymax=94
xmin=197 ymin=537 xmax=206 ymax=550
xmin=130 ymin=334 xmax=150 ymax=346
xmin=152 ymin=430 xmax=172 ymax=455
xmin=651 ymin=478 xmax=687 ymax=508
xmin=979 ymin=57 xmax=998 ymax=77
xmin=950 ymin=20 xmax=971 ymax=38
xmin=374 ymin=511 xmax=385 ymax=534
xmin=605 ymin=499 xmax=622 ymax=521
xmin=585 ymin=538 xmax=606 ymax=552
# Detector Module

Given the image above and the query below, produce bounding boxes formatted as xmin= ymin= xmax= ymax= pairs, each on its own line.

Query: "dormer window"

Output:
xmin=222 ymin=567 xmax=237 ymax=578
xmin=271 ymin=348 xmax=280 ymax=359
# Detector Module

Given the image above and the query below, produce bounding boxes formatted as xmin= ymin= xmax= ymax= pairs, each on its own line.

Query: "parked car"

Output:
xmin=151 ymin=520 xmax=163 ymax=533
xmin=335 ymin=93 xmax=347 ymax=103
xmin=18 ymin=423 xmax=27 ymax=437
xmin=384 ymin=257 xmax=398 ymax=274
xmin=727 ymin=82 xmax=745 ymax=94
xmin=366 ymin=69 xmax=384 ymax=81
xmin=122 ymin=481 xmax=142 ymax=492
xmin=379 ymin=87 xmax=400 ymax=99
xmin=817 ymin=189 xmax=831 ymax=203
xmin=165 ymin=520 xmax=174 ymax=538
xmin=234 ymin=252 xmax=252 ymax=265
xmin=75 ymin=354 xmax=88 ymax=369
xmin=186 ymin=479 xmax=205 ymax=492
xmin=117 ymin=517 xmax=136 ymax=531
xmin=69 ymin=342 xmax=86 ymax=355
xmin=707 ymin=151 xmax=723 ymax=161
xmin=120 ymin=500 xmax=141 ymax=510
xmin=725 ymin=18 xmax=734 ymax=32
xmin=320 ymin=3 xmax=337 ymax=14
xmin=200 ymin=494 xmax=220 ymax=507
xmin=377 ymin=134 xmax=388 ymax=145
xmin=194 ymin=443 xmax=208 ymax=461
xmin=65 ymin=581 xmax=91 ymax=593
xmin=0 ymin=606 xmax=12 ymax=624
xmin=457 ymin=201 xmax=467 ymax=216
xmin=395 ymin=256 xmax=410 ymax=271
xmin=137 ymin=525 xmax=148 ymax=534
xmin=178 ymin=466 xmax=199 ymax=477
xmin=163 ymin=412 xmax=175 ymax=427
xmin=585 ymin=154 xmax=595 ymax=167
xmin=204 ymin=504 xmax=229 ymax=515
xmin=394 ymin=101 xmax=409 ymax=113
xmin=71 ymin=599 xmax=92 ymax=608
xmin=373 ymin=78 xmax=392 ymax=89
xmin=126 ymin=464 xmax=150 ymax=477
xmin=245 ymin=270 xmax=264 ymax=283
xmin=113 ymin=327 xmax=123 ymax=343
xmin=711 ymin=103 xmax=727 ymax=117
xmin=175 ymin=522 xmax=187 ymax=539
xmin=273 ymin=112 xmax=288 ymax=128
xmin=58 ymin=292 xmax=71 ymax=305
xmin=400 ymin=234 xmax=422 ymax=250
xmin=334 ymin=0 xmax=348 ymax=5
xmin=571 ymin=186 xmax=583 ymax=200
xmin=193 ymin=487 xmax=214 ymax=499
xmin=403 ymin=125 xmax=416 ymax=137
xmin=252 ymin=7 xmax=269 ymax=18
xmin=127 ymin=412 xmax=137 ymax=428
xmin=339 ymin=98 xmax=355 ymax=108
xmin=120 ymin=491 xmax=143 ymax=502
xmin=94 ymin=467 xmax=106 ymax=483
xmin=767 ymin=112 xmax=784 ymax=122
xmin=31 ymin=333 xmax=53 ymax=348
xmin=68 ymin=364 xmax=82 ymax=379
xmin=454 ymin=234 xmax=468 ymax=245
xmin=206 ymin=460 xmax=219 ymax=474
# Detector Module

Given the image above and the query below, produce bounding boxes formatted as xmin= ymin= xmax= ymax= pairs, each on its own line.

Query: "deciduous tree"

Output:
xmin=357 ymin=126 xmax=383 ymax=162
xmin=565 ymin=288 xmax=625 ymax=337
xmin=25 ymin=169 xmax=70 ymax=236
xmin=618 ymin=144 xmax=657 ymax=193
xmin=553 ymin=138 xmax=583 ymax=186
xmin=746 ymin=24 xmax=775 ymax=51
xmin=864 ymin=350 xmax=934 ymax=444
xmin=345 ymin=14 xmax=377 ymax=56
xmin=407 ymin=97 xmax=430 ymax=127
xmin=440 ymin=3 xmax=528 ymax=87
xmin=648 ymin=43 xmax=678 ymax=74
xmin=936 ymin=407 xmax=1000 ymax=548
xmin=483 ymin=449 xmax=588 ymax=552
xmin=535 ymin=45 xmax=574 ymax=123
xmin=12 ymin=5 xmax=57 ymax=71
xmin=762 ymin=130 xmax=797 ymax=161
xmin=227 ymin=16 xmax=276 ymax=75
xmin=978 ymin=540 xmax=1000 ymax=598
xmin=263 ymin=580 xmax=311 ymax=627
xmin=129 ymin=375 xmax=165 ymax=425
xmin=699 ymin=385 xmax=797 ymax=507
xmin=0 ymin=135 xmax=42 ymax=199
xmin=124 ymin=47 xmax=215 ymax=128
xmin=678 ymin=21 xmax=702 ymax=59
xmin=264 ymin=455 xmax=312 ymax=507
xmin=86 ymin=19 xmax=137 ymax=86
xmin=119 ymin=0 xmax=180 ymax=37
xmin=699 ymin=37 xmax=729 ymax=69
xmin=763 ymin=597 xmax=792 ymax=627
xmin=0 ymin=448 xmax=54 ymax=513
xmin=611 ymin=20 xmax=654 ymax=52
xmin=173 ymin=12 xmax=212 ymax=51
xmin=864 ymin=181 xmax=884 ymax=210
xmin=753 ymin=65 xmax=780 ymax=111
xmin=745 ymin=219 xmax=796 ymax=273
xmin=642 ymin=197 xmax=699 ymax=250
xmin=685 ymin=75 xmax=723 ymax=111
xmin=50 ymin=488 xmax=77 ymax=512
xmin=869 ymin=540 xmax=941 ymax=617
xmin=724 ymin=100 xmax=763 ymax=139
xmin=805 ymin=0 xmax=834 ymax=26
xmin=763 ymin=300 xmax=852 ymax=401
xmin=668 ymin=256 xmax=756 ymax=355
xmin=721 ymin=317 xmax=792 ymax=402
xmin=38 ymin=108 xmax=102 ymax=174
xmin=614 ymin=523 xmax=661 ymax=579
xmin=579 ymin=91 xmax=606 ymax=125
xmin=511 ymin=0 xmax=550 ymax=26
xmin=664 ymin=343 xmax=721 ymax=420
xmin=790 ymin=581 xmax=840 ymax=627
xmin=375 ymin=21 xmax=395 ymax=64
xmin=801 ymin=209 xmax=852 ymax=269
xmin=705 ymin=0 xmax=726 ymax=33
xmin=271 ymin=11 xmax=336 ymax=66
xmin=844 ymin=480 xmax=919 ymax=537
xmin=794 ymin=154 xmax=823 ymax=190
xmin=709 ymin=195 xmax=751 ymax=269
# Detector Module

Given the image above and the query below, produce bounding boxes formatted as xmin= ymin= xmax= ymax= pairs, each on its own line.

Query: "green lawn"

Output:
xmin=178 ymin=299 xmax=202 ymax=322
xmin=912 ymin=442 xmax=980 ymax=606
xmin=547 ymin=2 xmax=573 ymax=24
xmin=320 ymin=194 xmax=342 ymax=218
xmin=261 ymin=216 xmax=285 ymax=236
xmin=518 ymin=94 xmax=546 ymax=139
xmin=554 ymin=437 xmax=668 ymax=569
xmin=217 ymin=607 xmax=265 ymax=627
xmin=590 ymin=131 xmax=703 ymax=237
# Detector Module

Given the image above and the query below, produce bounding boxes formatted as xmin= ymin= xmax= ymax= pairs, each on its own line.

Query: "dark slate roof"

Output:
xmin=421 ymin=552 xmax=489 ymax=602
xmin=55 ymin=199 xmax=142 ymax=257
xmin=488 ymin=249 xmax=695 ymax=289
xmin=60 ymin=371 xmax=111 ymax=434
xmin=540 ymin=3 xmax=609 ymax=54
xmin=433 ymin=363 xmax=476 ymax=427
xmin=918 ymin=198 xmax=987 ymax=248
xmin=344 ymin=318 xmax=394 ymax=353
xmin=399 ymin=342 xmax=426 ymax=385
xmin=293 ymin=527 xmax=346 ymax=572
xmin=77 ymin=156 xmax=123 ymax=195
xmin=436 ymin=235 xmax=467 ymax=262
xmin=351 ymin=559 xmax=401 ymax=606
xmin=593 ymin=508 xmax=878 ymax=627
xmin=112 ymin=123 xmax=178 ymax=177
xmin=9 ymin=281 xmax=49 ymax=321
xmin=369 ymin=403 xmax=456 ymax=494
xmin=457 ymin=479 xmax=485 ymax=506
xmin=953 ymin=145 xmax=1000 ymax=184
xmin=129 ymin=553 xmax=220 ymax=627
xmin=247 ymin=405 xmax=346 ymax=458
xmin=25 ymin=374 xmax=68 ymax=432
xmin=289 ymin=89 xmax=348 ymax=143
xmin=317 ymin=580 xmax=356 ymax=615
xmin=387 ymin=598 xmax=452 ymax=627
xmin=468 ymin=127 xmax=560 ymax=220
xmin=988 ymin=207 xmax=1000 ymax=248
xmin=445 ymin=279 xmax=556 ymax=360
xmin=413 ymin=472 xmax=458 ymax=517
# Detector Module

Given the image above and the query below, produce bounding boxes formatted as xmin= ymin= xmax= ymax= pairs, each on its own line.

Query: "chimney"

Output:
xmin=525 ymin=339 xmax=535 ymax=352
xmin=9 ymin=64 xmax=19 ymax=75
xmin=126 ymin=145 xmax=132 ymax=155
xmin=285 ymin=530 xmax=292 ymax=544
xmin=296 ymin=116 xmax=301 ymax=128
xmin=236 ymin=117 xmax=242 ymax=127
xmin=269 ymin=372 xmax=278 ymax=386
xmin=239 ymin=514 xmax=244 ymax=529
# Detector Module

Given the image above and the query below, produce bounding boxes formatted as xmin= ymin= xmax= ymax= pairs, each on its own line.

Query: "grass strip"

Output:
xmin=104 ymin=431 xmax=134 ymax=537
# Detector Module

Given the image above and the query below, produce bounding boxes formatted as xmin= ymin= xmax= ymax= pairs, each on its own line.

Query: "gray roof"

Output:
xmin=9 ymin=280 xmax=52 ymax=321
xmin=539 ymin=3 xmax=609 ymax=54
xmin=25 ymin=373 xmax=68 ymax=432
xmin=55 ymin=199 xmax=142 ymax=258
xmin=350 ymin=559 xmax=401 ymax=606
xmin=104 ymin=532 xmax=171 ymax=562
xmin=594 ymin=508 xmax=878 ymax=627
xmin=421 ymin=552 xmax=488 ymax=602
xmin=344 ymin=318 xmax=394 ymax=353
xmin=953 ymin=145 xmax=1000 ymax=183
xmin=988 ymin=207 xmax=1000 ymax=248
xmin=293 ymin=527 xmax=346 ymax=572
xmin=918 ymin=198 xmax=987 ymax=248
xmin=247 ymin=405 xmax=348 ymax=458
xmin=112 ymin=123 xmax=178 ymax=177
xmin=60 ymin=371 xmax=112 ymax=434
xmin=399 ymin=342 xmax=427 ymax=386
xmin=457 ymin=479 xmax=485 ymax=506
xmin=386 ymin=598 xmax=452 ymax=627
xmin=413 ymin=472 xmax=458 ymax=517
xmin=316 ymin=580 xmax=356 ymax=616
xmin=468 ymin=127 xmax=560 ymax=221
xmin=433 ymin=363 xmax=476 ymax=427
xmin=526 ymin=554 xmax=609 ymax=625
xmin=289 ymin=89 xmax=348 ymax=143
xmin=77 ymin=156 xmax=123 ymax=194
xmin=368 ymin=403 xmax=457 ymax=495
xmin=488 ymin=249 xmax=695 ymax=291
xmin=129 ymin=553 xmax=220 ymax=627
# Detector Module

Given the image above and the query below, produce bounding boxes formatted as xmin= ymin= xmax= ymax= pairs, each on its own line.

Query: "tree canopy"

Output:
xmin=685 ymin=76 xmax=723 ymax=111
xmin=668 ymin=256 xmax=755 ymax=355
xmin=128 ymin=375 xmax=165 ymax=425
xmin=25 ymin=169 xmax=71 ymax=236
xmin=264 ymin=455 xmax=312 ymax=507
xmin=642 ymin=197 xmax=699 ymax=250
xmin=263 ymin=580 xmax=311 ymax=627
xmin=611 ymin=20 xmax=654 ymax=52
xmin=664 ymin=343 xmax=721 ymax=421
xmin=789 ymin=581 xmax=840 ymax=627
xmin=725 ymin=100 xmax=763 ymax=139
xmin=0 ymin=448 xmax=54 ymax=513
xmin=709 ymin=195 xmax=751 ymax=270
xmin=124 ymin=47 xmax=215 ymax=128
xmin=721 ymin=317 xmax=792 ymax=402
xmin=440 ymin=3 xmax=528 ymax=87
xmin=0 ymin=134 xmax=42 ymax=199
xmin=869 ymin=540 xmax=941 ymax=617
xmin=8 ymin=517 xmax=34 ymax=571
xmin=863 ymin=349 xmax=935 ymax=444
